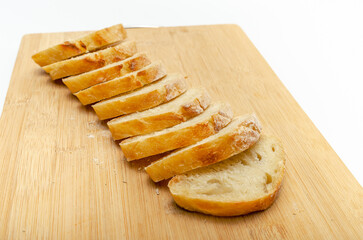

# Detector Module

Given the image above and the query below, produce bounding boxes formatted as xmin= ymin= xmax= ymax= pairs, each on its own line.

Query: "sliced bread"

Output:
xmin=63 ymin=52 xmax=151 ymax=93
xmin=32 ymin=24 xmax=127 ymax=66
xmin=74 ymin=62 xmax=166 ymax=105
xmin=145 ymin=114 xmax=261 ymax=182
xmin=43 ymin=41 xmax=137 ymax=80
xmin=107 ymin=88 xmax=211 ymax=140
xmin=92 ymin=73 xmax=188 ymax=120
xmin=168 ymin=135 xmax=285 ymax=216
xmin=120 ymin=102 xmax=233 ymax=161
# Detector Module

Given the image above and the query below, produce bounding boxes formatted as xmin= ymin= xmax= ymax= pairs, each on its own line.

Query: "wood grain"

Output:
xmin=0 ymin=25 xmax=361 ymax=239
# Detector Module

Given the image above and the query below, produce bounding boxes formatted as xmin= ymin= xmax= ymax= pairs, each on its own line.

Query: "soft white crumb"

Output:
xmin=156 ymin=188 xmax=160 ymax=195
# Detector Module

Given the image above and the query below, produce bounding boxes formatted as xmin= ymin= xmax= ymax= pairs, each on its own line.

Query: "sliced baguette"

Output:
xmin=107 ymin=88 xmax=211 ymax=140
xmin=63 ymin=52 xmax=151 ymax=93
xmin=121 ymin=102 xmax=233 ymax=161
xmin=92 ymin=73 xmax=188 ymax=120
xmin=32 ymin=24 xmax=127 ymax=66
xmin=168 ymin=135 xmax=285 ymax=216
xmin=43 ymin=41 xmax=137 ymax=80
xmin=74 ymin=62 xmax=166 ymax=105
xmin=145 ymin=114 xmax=261 ymax=182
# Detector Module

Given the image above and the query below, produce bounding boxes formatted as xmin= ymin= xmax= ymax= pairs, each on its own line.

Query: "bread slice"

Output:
xmin=63 ymin=52 xmax=151 ymax=93
xmin=92 ymin=73 xmax=188 ymax=120
xmin=32 ymin=24 xmax=127 ymax=66
xmin=43 ymin=41 xmax=137 ymax=80
xmin=121 ymin=102 xmax=233 ymax=161
xmin=145 ymin=114 xmax=261 ymax=182
xmin=74 ymin=62 xmax=166 ymax=105
xmin=107 ymin=88 xmax=211 ymax=140
xmin=168 ymin=135 xmax=285 ymax=216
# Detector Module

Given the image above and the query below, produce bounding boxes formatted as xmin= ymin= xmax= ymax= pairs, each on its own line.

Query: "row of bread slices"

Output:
xmin=32 ymin=24 xmax=285 ymax=216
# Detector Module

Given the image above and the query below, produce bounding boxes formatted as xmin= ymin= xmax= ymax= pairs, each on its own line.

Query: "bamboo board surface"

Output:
xmin=0 ymin=25 xmax=362 ymax=239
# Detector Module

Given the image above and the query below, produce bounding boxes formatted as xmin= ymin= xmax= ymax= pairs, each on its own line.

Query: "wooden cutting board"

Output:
xmin=0 ymin=25 xmax=361 ymax=239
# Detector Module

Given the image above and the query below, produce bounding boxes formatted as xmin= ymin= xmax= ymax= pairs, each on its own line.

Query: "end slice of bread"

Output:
xmin=145 ymin=114 xmax=261 ymax=182
xmin=43 ymin=41 xmax=137 ymax=80
xmin=92 ymin=73 xmax=187 ymax=120
xmin=32 ymin=24 xmax=127 ymax=66
xmin=120 ymin=102 xmax=233 ymax=161
xmin=63 ymin=52 xmax=151 ymax=93
xmin=74 ymin=62 xmax=166 ymax=105
xmin=168 ymin=135 xmax=285 ymax=216
xmin=107 ymin=88 xmax=211 ymax=140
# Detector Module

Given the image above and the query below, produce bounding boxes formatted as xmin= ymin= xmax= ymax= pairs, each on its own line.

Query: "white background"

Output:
xmin=0 ymin=0 xmax=362 ymax=185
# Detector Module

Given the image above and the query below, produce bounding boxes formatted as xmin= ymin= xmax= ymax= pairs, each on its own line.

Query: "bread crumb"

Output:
xmin=87 ymin=134 xmax=95 ymax=138
xmin=88 ymin=120 xmax=100 ymax=130
xmin=93 ymin=158 xmax=103 ymax=165
xmin=156 ymin=188 xmax=160 ymax=195
xmin=138 ymin=167 xmax=141 ymax=171
xmin=123 ymin=180 xmax=127 ymax=183
xmin=99 ymin=130 xmax=112 ymax=138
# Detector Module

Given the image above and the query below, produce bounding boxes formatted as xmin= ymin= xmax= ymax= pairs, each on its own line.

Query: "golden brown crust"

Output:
xmin=145 ymin=115 xmax=261 ymax=182
xmin=109 ymin=112 xmax=185 ymax=140
xmin=181 ymin=93 xmax=210 ymax=118
xmin=212 ymin=107 xmax=234 ymax=132
xmin=181 ymin=100 xmax=206 ymax=118
xmin=107 ymin=89 xmax=211 ymax=140
xmin=63 ymin=53 xmax=150 ymax=93
xmin=120 ymin=103 xmax=233 ymax=161
xmin=169 ymin=184 xmax=282 ymax=216
xmin=43 ymin=41 xmax=137 ymax=80
xmin=74 ymin=63 xmax=166 ymax=105
xmin=92 ymin=74 xmax=187 ymax=120
xmin=32 ymin=24 xmax=127 ymax=66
